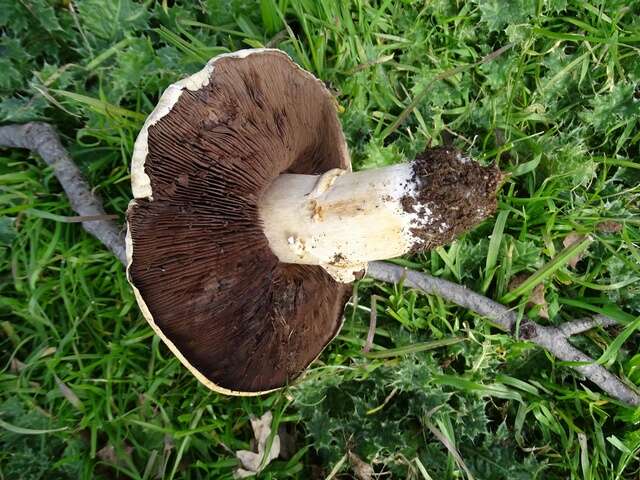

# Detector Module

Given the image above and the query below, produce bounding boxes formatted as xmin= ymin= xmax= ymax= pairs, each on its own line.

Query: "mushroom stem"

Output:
xmin=259 ymin=149 xmax=502 ymax=283
xmin=260 ymin=164 xmax=419 ymax=282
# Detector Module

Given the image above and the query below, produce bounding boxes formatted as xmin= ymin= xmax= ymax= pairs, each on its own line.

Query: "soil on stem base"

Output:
xmin=402 ymin=147 xmax=502 ymax=251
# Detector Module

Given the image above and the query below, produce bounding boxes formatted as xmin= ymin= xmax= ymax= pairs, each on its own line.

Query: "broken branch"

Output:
xmin=362 ymin=295 xmax=380 ymax=354
xmin=558 ymin=314 xmax=619 ymax=337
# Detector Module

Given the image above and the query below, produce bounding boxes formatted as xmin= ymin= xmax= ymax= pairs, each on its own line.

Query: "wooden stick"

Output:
xmin=367 ymin=262 xmax=639 ymax=406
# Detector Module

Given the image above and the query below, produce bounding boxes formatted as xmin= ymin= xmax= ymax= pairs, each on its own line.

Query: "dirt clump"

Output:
xmin=402 ymin=147 xmax=502 ymax=251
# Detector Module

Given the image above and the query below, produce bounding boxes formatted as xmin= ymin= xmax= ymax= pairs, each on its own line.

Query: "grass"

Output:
xmin=1 ymin=0 xmax=639 ymax=478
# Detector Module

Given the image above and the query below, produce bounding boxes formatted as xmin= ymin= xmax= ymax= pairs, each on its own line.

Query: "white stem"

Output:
xmin=259 ymin=164 xmax=428 ymax=282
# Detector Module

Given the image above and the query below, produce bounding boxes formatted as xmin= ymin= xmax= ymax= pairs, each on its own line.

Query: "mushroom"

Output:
xmin=126 ymin=48 xmax=501 ymax=395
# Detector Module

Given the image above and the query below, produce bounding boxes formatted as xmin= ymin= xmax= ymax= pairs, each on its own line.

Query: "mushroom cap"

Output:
xmin=126 ymin=49 xmax=352 ymax=395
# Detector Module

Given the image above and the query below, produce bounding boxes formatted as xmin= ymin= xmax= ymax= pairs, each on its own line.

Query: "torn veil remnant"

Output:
xmin=126 ymin=48 xmax=502 ymax=395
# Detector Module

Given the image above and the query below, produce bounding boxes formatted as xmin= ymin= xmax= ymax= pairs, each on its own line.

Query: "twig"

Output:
xmin=0 ymin=122 xmax=126 ymax=264
xmin=367 ymin=262 xmax=640 ymax=406
xmin=558 ymin=314 xmax=619 ymax=337
xmin=362 ymin=295 xmax=380 ymax=353
xmin=2 ymin=122 xmax=638 ymax=406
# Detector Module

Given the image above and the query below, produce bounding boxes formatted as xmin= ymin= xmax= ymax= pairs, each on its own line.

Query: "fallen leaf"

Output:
xmin=348 ymin=451 xmax=374 ymax=480
xmin=55 ymin=375 xmax=83 ymax=410
xmin=97 ymin=445 xmax=117 ymax=465
xmin=9 ymin=358 xmax=26 ymax=373
xmin=39 ymin=346 xmax=57 ymax=358
xmin=508 ymin=273 xmax=529 ymax=292
xmin=596 ymin=221 xmax=622 ymax=233
xmin=509 ymin=275 xmax=548 ymax=319
xmin=563 ymin=232 xmax=587 ymax=269
xmin=529 ymin=283 xmax=549 ymax=319
xmin=234 ymin=411 xmax=280 ymax=478
xmin=98 ymin=443 xmax=133 ymax=470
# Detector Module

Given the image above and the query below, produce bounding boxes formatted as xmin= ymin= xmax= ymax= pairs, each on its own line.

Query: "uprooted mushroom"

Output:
xmin=126 ymin=48 xmax=502 ymax=395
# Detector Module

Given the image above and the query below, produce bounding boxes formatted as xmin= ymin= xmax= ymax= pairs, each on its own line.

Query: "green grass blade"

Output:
xmin=362 ymin=337 xmax=465 ymax=359
xmin=0 ymin=418 xmax=68 ymax=435
xmin=501 ymin=236 xmax=593 ymax=303
xmin=482 ymin=210 xmax=509 ymax=293
xmin=596 ymin=316 xmax=640 ymax=366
